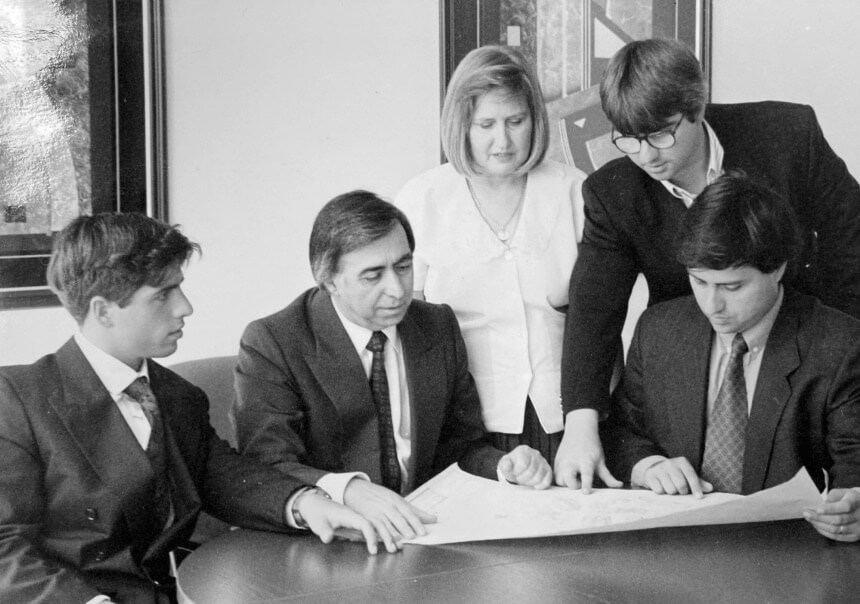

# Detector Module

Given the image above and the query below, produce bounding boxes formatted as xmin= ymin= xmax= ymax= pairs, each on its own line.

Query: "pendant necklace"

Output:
xmin=466 ymin=177 xmax=527 ymax=245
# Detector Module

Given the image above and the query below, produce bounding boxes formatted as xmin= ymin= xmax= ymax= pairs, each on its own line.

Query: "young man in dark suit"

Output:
xmin=232 ymin=190 xmax=552 ymax=553
xmin=602 ymin=172 xmax=860 ymax=542
xmin=0 ymin=213 xmax=378 ymax=604
xmin=555 ymin=37 xmax=860 ymax=492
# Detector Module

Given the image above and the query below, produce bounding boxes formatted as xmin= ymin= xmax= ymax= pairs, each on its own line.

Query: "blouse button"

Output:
xmin=504 ymin=250 xmax=513 ymax=260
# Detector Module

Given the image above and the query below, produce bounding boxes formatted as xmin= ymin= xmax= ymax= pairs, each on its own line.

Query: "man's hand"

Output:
xmin=642 ymin=457 xmax=713 ymax=498
xmin=553 ymin=409 xmax=622 ymax=493
xmin=343 ymin=479 xmax=436 ymax=553
xmin=804 ymin=488 xmax=860 ymax=542
xmin=498 ymin=445 xmax=552 ymax=489
xmin=295 ymin=491 xmax=380 ymax=555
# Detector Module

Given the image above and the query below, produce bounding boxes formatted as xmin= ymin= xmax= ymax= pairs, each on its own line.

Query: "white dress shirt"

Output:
xmin=661 ymin=119 xmax=725 ymax=206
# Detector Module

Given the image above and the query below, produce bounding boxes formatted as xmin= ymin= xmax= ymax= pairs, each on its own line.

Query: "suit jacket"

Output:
xmin=602 ymin=290 xmax=860 ymax=494
xmin=562 ymin=101 xmax=860 ymax=414
xmin=232 ymin=288 xmax=503 ymax=492
xmin=0 ymin=339 xmax=305 ymax=604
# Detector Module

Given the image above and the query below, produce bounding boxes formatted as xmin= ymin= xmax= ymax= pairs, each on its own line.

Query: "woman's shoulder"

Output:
xmin=531 ymin=159 xmax=587 ymax=184
xmin=395 ymin=163 xmax=465 ymax=215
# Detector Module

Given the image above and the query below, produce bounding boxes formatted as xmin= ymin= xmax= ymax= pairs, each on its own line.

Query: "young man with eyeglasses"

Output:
xmin=553 ymin=37 xmax=860 ymax=493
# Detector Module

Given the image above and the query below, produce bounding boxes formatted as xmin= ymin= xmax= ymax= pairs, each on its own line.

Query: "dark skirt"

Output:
xmin=489 ymin=397 xmax=562 ymax=465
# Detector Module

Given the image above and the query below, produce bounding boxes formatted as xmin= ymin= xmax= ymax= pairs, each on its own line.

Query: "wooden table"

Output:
xmin=177 ymin=519 xmax=859 ymax=603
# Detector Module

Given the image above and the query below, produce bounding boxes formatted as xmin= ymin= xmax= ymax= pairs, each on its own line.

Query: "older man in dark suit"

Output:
xmin=554 ymin=37 xmax=860 ymax=492
xmin=0 ymin=214 xmax=377 ymax=604
xmin=602 ymin=172 xmax=860 ymax=542
xmin=233 ymin=190 xmax=552 ymax=553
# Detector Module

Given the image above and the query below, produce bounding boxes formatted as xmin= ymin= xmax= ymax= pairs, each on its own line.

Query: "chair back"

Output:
xmin=169 ymin=355 xmax=238 ymax=447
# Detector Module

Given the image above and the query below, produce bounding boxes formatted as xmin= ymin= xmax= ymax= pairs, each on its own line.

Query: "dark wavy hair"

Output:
xmin=47 ymin=212 xmax=199 ymax=323
xmin=676 ymin=171 xmax=801 ymax=273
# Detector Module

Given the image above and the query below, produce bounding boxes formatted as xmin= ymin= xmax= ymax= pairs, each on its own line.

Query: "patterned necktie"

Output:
xmin=124 ymin=376 xmax=172 ymax=529
xmin=701 ymin=333 xmax=749 ymax=494
xmin=366 ymin=331 xmax=402 ymax=492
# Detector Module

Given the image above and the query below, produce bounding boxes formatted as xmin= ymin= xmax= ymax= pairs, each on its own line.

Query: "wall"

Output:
xmin=710 ymin=0 xmax=860 ymax=174
xmin=3 ymin=0 xmax=859 ymax=365
xmin=0 ymin=0 xmax=441 ymax=365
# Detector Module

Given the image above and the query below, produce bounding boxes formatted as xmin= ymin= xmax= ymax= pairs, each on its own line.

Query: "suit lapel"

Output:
xmin=743 ymin=301 xmax=800 ymax=492
xmin=306 ymin=292 xmax=378 ymax=450
xmin=52 ymin=339 xmax=156 ymax=535
xmin=147 ymin=366 xmax=202 ymax=550
xmin=397 ymin=309 xmax=445 ymax=492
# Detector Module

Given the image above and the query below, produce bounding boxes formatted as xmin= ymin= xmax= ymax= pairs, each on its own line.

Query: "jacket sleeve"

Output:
xmin=0 ymin=375 xmax=102 ymax=604
xmin=560 ymin=176 xmax=640 ymax=415
xmin=600 ymin=316 xmax=665 ymax=482
xmin=232 ymin=320 xmax=331 ymax=487
xmin=799 ymin=105 xmax=860 ymax=319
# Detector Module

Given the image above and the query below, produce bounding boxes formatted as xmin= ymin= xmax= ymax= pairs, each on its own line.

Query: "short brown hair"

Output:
xmin=600 ymin=38 xmax=706 ymax=134
xmin=47 ymin=213 xmax=199 ymax=323
xmin=441 ymin=45 xmax=549 ymax=177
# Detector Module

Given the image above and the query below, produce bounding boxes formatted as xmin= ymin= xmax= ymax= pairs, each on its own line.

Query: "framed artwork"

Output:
xmin=440 ymin=0 xmax=712 ymax=173
xmin=0 ymin=0 xmax=167 ymax=309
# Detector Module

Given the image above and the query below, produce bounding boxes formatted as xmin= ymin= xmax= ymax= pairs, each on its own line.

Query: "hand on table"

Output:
xmin=553 ymin=409 xmax=622 ymax=493
xmin=804 ymin=488 xmax=860 ymax=542
xmin=295 ymin=491 xmax=380 ymax=555
xmin=343 ymin=478 xmax=436 ymax=553
xmin=498 ymin=445 xmax=552 ymax=489
xmin=642 ymin=457 xmax=713 ymax=498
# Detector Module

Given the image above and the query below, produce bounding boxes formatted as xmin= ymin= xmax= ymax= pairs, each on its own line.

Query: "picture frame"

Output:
xmin=0 ymin=0 xmax=167 ymax=309
xmin=440 ymin=0 xmax=712 ymax=173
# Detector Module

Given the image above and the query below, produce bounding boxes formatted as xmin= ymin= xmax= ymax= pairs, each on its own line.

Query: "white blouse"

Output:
xmin=395 ymin=160 xmax=585 ymax=434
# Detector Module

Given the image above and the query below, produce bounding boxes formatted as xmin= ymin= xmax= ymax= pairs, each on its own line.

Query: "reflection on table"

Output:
xmin=177 ymin=519 xmax=859 ymax=604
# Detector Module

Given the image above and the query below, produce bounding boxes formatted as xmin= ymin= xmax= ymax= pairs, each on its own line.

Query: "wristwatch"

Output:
xmin=292 ymin=487 xmax=331 ymax=529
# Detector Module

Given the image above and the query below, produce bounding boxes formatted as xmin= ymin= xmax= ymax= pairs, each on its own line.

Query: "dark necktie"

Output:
xmin=366 ymin=331 xmax=402 ymax=492
xmin=124 ymin=376 xmax=172 ymax=529
xmin=701 ymin=333 xmax=749 ymax=494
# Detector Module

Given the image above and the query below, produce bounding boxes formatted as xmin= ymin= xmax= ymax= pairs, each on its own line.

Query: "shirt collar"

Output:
xmin=74 ymin=332 xmax=149 ymax=397
xmin=662 ymin=119 xmax=724 ymax=206
xmin=330 ymin=300 xmax=401 ymax=357
xmin=715 ymin=285 xmax=784 ymax=355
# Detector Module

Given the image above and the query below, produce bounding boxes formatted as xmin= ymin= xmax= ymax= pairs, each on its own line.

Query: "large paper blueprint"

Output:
xmin=405 ymin=464 xmax=822 ymax=545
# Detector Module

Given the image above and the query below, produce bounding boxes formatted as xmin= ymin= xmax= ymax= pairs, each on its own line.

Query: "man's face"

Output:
xmin=327 ymin=223 xmax=413 ymax=331
xmin=688 ymin=264 xmax=785 ymax=334
xmin=100 ymin=263 xmax=193 ymax=369
xmin=623 ymin=112 xmax=705 ymax=188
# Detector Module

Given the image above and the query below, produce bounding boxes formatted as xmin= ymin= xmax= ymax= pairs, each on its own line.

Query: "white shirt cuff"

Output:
xmin=316 ymin=471 xmax=370 ymax=504
xmin=630 ymin=455 xmax=668 ymax=487
xmin=86 ymin=596 xmax=113 ymax=604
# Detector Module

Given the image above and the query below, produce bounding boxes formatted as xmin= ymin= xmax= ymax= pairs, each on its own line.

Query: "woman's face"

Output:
xmin=468 ymin=89 xmax=532 ymax=178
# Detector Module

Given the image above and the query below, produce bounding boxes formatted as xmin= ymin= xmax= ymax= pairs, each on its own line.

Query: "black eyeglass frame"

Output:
xmin=612 ymin=117 xmax=685 ymax=154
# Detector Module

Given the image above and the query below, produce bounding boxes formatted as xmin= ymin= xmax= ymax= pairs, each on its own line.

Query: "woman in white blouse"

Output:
xmin=396 ymin=45 xmax=586 ymax=464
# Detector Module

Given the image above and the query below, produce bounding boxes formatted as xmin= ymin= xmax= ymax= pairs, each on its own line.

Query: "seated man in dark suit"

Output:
xmin=555 ymin=37 xmax=860 ymax=492
xmin=0 ymin=214 xmax=379 ymax=604
xmin=233 ymin=190 xmax=552 ymax=553
xmin=602 ymin=172 xmax=860 ymax=542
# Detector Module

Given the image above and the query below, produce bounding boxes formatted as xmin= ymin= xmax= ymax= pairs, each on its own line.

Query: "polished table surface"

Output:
xmin=177 ymin=520 xmax=859 ymax=603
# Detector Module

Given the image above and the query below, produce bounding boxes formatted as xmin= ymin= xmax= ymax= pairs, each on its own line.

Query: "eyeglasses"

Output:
xmin=612 ymin=118 xmax=684 ymax=155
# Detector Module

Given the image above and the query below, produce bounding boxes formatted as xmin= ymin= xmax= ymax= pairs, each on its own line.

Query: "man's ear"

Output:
xmin=89 ymin=296 xmax=115 ymax=328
